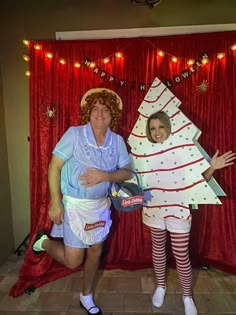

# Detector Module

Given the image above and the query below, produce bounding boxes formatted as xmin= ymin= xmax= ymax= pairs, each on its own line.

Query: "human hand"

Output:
xmin=48 ymin=201 xmax=64 ymax=225
xmin=210 ymin=150 xmax=236 ymax=170
xmin=80 ymin=168 xmax=107 ymax=187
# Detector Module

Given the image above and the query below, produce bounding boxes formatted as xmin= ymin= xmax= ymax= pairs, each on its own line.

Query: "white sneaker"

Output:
xmin=152 ymin=286 xmax=166 ymax=307
xmin=183 ymin=296 xmax=198 ymax=315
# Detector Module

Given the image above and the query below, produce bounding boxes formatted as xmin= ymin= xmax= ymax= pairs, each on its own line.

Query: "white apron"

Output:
xmin=63 ymin=195 xmax=112 ymax=245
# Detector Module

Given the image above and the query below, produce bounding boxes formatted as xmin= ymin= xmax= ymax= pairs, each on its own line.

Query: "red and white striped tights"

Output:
xmin=150 ymin=227 xmax=192 ymax=297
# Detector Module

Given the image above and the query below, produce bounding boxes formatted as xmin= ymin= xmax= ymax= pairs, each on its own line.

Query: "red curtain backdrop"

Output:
xmin=10 ymin=31 xmax=236 ymax=297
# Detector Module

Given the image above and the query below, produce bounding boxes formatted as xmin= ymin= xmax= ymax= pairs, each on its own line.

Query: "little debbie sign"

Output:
xmin=121 ymin=196 xmax=144 ymax=207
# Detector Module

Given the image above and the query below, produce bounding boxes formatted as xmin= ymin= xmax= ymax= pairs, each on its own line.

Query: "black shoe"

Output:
xmin=80 ymin=301 xmax=102 ymax=315
xmin=32 ymin=229 xmax=47 ymax=255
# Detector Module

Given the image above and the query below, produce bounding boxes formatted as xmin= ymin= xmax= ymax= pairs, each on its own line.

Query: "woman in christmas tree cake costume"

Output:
xmin=144 ymin=111 xmax=235 ymax=315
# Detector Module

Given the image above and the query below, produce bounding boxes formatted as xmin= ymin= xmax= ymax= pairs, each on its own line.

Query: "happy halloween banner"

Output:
xmin=83 ymin=52 xmax=209 ymax=91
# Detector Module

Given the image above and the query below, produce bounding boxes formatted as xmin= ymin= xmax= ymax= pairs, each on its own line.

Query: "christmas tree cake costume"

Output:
xmin=128 ymin=77 xmax=225 ymax=224
xmin=127 ymin=77 xmax=235 ymax=315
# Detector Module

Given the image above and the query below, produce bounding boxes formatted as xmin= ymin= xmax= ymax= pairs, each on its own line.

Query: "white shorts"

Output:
xmin=148 ymin=216 xmax=192 ymax=233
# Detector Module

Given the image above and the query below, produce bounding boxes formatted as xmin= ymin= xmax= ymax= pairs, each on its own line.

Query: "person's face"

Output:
xmin=89 ymin=98 xmax=111 ymax=130
xmin=149 ymin=118 xmax=169 ymax=143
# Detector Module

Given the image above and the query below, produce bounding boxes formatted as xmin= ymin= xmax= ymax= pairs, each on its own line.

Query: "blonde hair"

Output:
xmin=146 ymin=111 xmax=171 ymax=143
xmin=80 ymin=90 xmax=122 ymax=131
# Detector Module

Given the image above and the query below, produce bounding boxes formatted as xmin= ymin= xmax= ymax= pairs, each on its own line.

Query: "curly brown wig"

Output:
xmin=80 ymin=90 xmax=122 ymax=131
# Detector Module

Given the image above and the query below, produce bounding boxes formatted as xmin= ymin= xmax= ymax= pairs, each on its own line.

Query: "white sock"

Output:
xmin=33 ymin=235 xmax=48 ymax=252
xmin=80 ymin=292 xmax=99 ymax=314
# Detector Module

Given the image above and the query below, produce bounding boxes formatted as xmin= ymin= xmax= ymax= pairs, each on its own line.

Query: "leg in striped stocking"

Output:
xmin=170 ymin=231 xmax=197 ymax=315
xmin=150 ymin=227 xmax=167 ymax=307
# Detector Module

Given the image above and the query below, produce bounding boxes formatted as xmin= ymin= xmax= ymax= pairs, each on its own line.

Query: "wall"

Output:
xmin=0 ymin=66 xmax=14 ymax=264
xmin=0 ymin=0 xmax=235 ymax=252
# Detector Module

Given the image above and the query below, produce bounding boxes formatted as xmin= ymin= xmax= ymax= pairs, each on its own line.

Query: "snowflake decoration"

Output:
xmin=46 ymin=107 xmax=56 ymax=118
xmin=196 ymin=80 xmax=209 ymax=93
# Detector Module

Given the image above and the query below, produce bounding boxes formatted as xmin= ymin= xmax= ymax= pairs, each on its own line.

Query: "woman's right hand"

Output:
xmin=48 ymin=201 xmax=64 ymax=225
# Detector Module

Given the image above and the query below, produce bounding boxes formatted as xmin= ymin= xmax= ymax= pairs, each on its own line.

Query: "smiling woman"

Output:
xmin=134 ymin=98 xmax=236 ymax=314
xmin=146 ymin=111 xmax=171 ymax=143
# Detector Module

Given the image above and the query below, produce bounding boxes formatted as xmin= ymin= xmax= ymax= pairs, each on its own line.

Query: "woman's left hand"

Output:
xmin=211 ymin=150 xmax=236 ymax=170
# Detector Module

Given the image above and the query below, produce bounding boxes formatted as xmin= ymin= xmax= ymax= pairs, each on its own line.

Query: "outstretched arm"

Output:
xmin=203 ymin=150 xmax=236 ymax=181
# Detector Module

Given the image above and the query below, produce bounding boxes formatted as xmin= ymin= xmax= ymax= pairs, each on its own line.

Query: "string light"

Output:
xmin=171 ymin=56 xmax=178 ymax=63
xmin=157 ymin=50 xmax=165 ymax=57
xmin=34 ymin=44 xmax=41 ymax=50
xmin=59 ymin=58 xmax=66 ymax=64
xmin=22 ymin=40 xmax=29 ymax=46
xmin=89 ymin=62 xmax=96 ymax=68
xmin=115 ymin=52 xmax=123 ymax=58
xmin=187 ymin=59 xmax=195 ymax=65
xmin=46 ymin=52 xmax=53 ymax=59
xmin=74 ymin=62 xmax=81 ymax=68
xmin=217 ymin=52 xmax=225 ymax=59
xmin=230 ymin=44 xmax=236 ymax=50
xmin=201 ymin=58 xmax=209 ymax=64
xmin=103 ymin=57 xmax=110 ymax=64
xmin=23 ymin=55 xmax=30 ymax=62
xmin=25 ymin=70 xmax=31 ymax=76
xmin=22 ymin=41 xmax=236 ymax=77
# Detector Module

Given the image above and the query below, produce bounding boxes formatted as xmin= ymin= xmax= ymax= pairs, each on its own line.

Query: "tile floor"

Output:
xmin=0 ymin=254 xmax=235 ymax=314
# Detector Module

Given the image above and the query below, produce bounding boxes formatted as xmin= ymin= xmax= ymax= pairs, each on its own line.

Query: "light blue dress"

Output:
xmin=50 ymin=122 xmax=130 ymax=247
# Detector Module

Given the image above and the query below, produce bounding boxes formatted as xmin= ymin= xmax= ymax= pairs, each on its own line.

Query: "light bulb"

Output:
xmin=34 ymin=44 xmax=41 ymax=50
xmin=187 ymin=59 xmax=194 ymax=65
xmin=23 ymin=55 xmax=30 ymax=62
xmin=201 ymin=58 xmax=209 ymax=64
xmin=217 ymin=52 xmax=225 ymax=59
xmin=46 ymin=52 xmax=53 ymax=59
xmin=115 ymin=52 xmax=123 ymax=58
xmin=74 ymin=62 xmax=81 ymax=68
xmin=103 ymin=57 xmax=110 ymax=63
xmin=157 ymin=51 xmax=165 ymax=57
xmin=171 ymin=56 xmax=178 ymax=63
xmin=89 ymin=62 xmax=96 ymax=68
xmin=22 ymin=40 xmax=29 ymax=46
